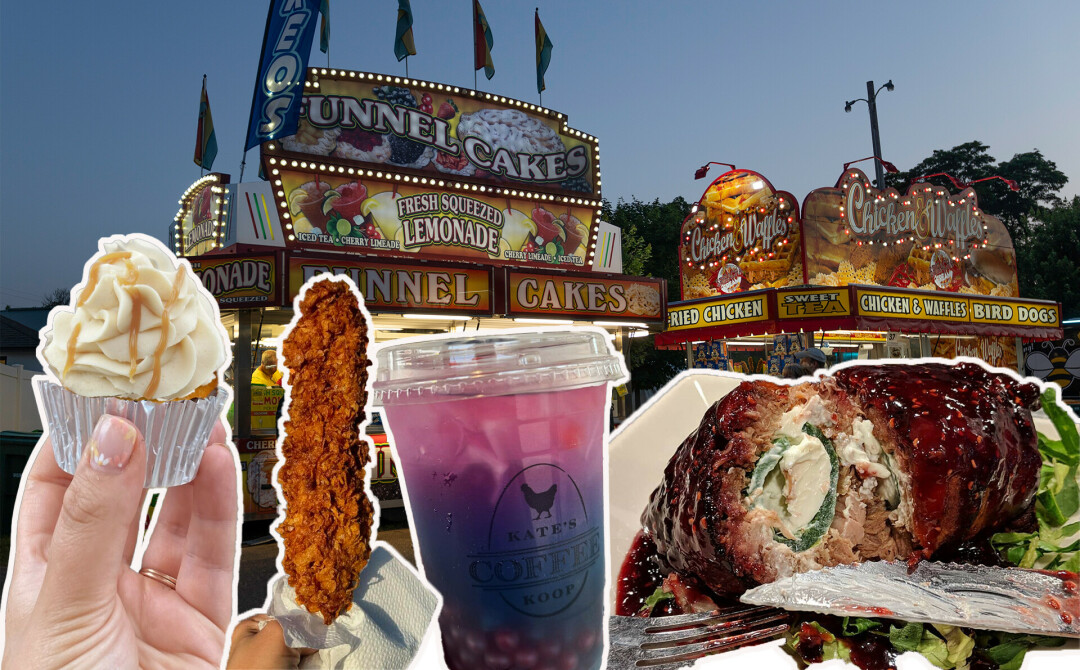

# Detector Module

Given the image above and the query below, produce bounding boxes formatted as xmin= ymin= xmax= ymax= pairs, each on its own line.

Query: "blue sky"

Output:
xmin=2 ymin=1 xmax=1078 ymax=307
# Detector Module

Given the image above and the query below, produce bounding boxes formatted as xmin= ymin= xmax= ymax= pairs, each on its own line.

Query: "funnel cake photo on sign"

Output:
xmin=34 ymin=233 xmax=231 ymax=487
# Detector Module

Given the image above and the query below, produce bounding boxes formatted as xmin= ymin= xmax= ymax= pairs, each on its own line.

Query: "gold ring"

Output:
xmin=139 ymin=567 xmax=178 ymax=590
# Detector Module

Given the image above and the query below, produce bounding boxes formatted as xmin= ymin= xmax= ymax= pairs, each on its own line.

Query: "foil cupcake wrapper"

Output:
xmin=32 ymin=378 xmax=230 ymax=488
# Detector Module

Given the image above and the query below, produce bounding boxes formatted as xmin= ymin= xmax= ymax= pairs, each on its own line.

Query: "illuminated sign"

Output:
xmin=288 ymin=256 xmax=492 ymax=314
xmin=269 ymin=69 xmax=598 ymax=197
xmin=506 ymin=270 xmax=665 ymax=322
xmin=935 ymin=335 xmax=1018 ymax=369
xmin=667 ymin=292 xmax=769 ymax=331
xmin=680 ymin=170 xmax=801 ymax=300
xmin=855 ymin=288 xmax=970 ymax=322
xmin=777 ymin=288 xmax=851 ymax=319
xmin=176 ymin=173 xmax=229 ymax=256
xmin=271 ymin=167 xmax=597 ymax=269
xmin=969 ymin=298 xmax=1060 ymax=327
xmin=189 ymin=254 xmax=279 ymax=307
xmin=854 ymin=289 xmax=1058 ymax=328
xmin=802 ymin=169 xmax=1019 ymax=298
xmin=822 ymin=331 xmax=886 ymax=343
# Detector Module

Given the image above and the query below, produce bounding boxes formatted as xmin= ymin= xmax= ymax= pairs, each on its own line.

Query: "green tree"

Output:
xmin=1017 ymin=196 xmax=1080 ymax=318
xmin=604 ymin=196 xmax=693 ymax=393
xmin=603 ymin=196 xmax=691 ymax=300
xmin=884 ymin=141 xmax=1067 ymax=245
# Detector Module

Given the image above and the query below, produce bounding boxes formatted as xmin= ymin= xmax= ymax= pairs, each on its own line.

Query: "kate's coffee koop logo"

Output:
xmin=467 ymin=463 xmax=601 ymax=618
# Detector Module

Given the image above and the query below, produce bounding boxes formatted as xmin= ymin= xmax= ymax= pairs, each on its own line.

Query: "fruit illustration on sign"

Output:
xmin=362 ymin=192 xmax=405 ymax=244
xmin=330 ymin=182 xmax=369 ymax=222
xmin=292 ymin=215 xmax=315 ymax=234
xmin=532 ymin=207 xmax=562 ymax=247
xmin=291 ymin=181 xmax=332 ymax=228
xmin=558 ymin=213 xmax=588 ymax=255
xmin=500 ymin=208 xmax=539 ymax=252
xmin=487 ymin=238 xmax=512 ymax=260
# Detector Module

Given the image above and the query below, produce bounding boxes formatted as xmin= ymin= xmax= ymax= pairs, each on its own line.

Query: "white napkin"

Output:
xmin=268 ymin=543 xmax=441 ymax=669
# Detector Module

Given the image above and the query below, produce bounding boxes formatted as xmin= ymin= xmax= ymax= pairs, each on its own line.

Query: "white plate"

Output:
xmin=606 ymin=369 xmax=1080 ymax=670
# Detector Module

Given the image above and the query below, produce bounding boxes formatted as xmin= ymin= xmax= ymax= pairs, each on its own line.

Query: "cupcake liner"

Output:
xmin=32 ymin=377 xmax=230 ymax=488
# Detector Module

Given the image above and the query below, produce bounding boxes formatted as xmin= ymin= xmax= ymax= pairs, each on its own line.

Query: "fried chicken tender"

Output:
xmin=277 ymin=279 xmax=373 ymax=624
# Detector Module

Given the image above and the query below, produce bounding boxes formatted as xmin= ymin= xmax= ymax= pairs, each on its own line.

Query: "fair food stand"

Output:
xmin=172 ymin=69 xmax=666 ymax=520
xmin=657 ymin=168 xmax=1063 ymax=374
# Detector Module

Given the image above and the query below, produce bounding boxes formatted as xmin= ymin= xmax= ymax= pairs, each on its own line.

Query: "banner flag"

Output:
xmin=194 ymin=75 xmax=218 ymax=170
xmin=319 ymin=0 xmax=329 ymax=53
xmin=244 ymin=0 xmax=320 ymax=151
xmin=473 ymin=0 xmax=494 ymax=80
xmin=535 ymin=9 xmax=553 ymax=94
xmin=394 ymin=0 xmax=416 ymax=61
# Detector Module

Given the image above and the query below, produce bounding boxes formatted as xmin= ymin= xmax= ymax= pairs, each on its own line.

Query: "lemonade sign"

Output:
xmin=278 ymin=167 xmax=593 ymax=269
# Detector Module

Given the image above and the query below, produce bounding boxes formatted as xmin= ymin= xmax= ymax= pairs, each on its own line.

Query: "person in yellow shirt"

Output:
xmin=251 ymin=349 xmax=283 ymax=386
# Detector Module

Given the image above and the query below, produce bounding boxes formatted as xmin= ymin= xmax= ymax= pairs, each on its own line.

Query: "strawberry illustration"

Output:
xmin=437 ymin=99 xmax=458 ymax=120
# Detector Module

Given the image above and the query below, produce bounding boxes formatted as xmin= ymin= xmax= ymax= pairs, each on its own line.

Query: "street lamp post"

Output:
xmin=845 ymin=80 xmax=894 ymax=189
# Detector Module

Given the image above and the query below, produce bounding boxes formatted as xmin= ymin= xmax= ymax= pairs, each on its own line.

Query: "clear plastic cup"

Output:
xmin=374 ymin=330 xmax=627 ymax=670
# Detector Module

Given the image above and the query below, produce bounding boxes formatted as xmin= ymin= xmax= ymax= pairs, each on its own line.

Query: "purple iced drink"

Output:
xmin=375 ymin=331 xmax=625 ymax=670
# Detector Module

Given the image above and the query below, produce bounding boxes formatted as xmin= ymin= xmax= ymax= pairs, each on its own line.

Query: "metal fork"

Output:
xmin=608 ymin=605 xmax=792 ymax=668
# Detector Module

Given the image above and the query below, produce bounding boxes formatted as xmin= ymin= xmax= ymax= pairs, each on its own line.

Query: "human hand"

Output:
xmin=1 ymin=414 xmax=238 ymax=669
xmin=227 ymin=614 xmax=316 ymax=669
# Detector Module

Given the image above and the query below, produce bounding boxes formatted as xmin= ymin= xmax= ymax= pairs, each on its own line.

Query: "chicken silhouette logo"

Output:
xmin=521 ymin=482 xmax=557 ymax=519
xmin=469 ymin=463 xmax=602 ymax=618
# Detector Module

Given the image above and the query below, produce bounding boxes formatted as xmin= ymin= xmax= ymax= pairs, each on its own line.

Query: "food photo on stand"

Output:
xmin=2 ymin=2 xmax=1080 ymax=670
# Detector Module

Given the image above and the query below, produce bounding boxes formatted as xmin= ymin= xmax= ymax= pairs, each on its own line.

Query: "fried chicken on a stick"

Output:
xmin=278 ymin=279 xmax=373 ymax=624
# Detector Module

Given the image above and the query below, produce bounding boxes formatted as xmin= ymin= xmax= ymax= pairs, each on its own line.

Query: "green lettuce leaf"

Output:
xmin=1063 ymin=551 xmax=1080 ymax=571
xmin=1040 ymin=388 xmax=1079 ymax=464
xmin=639 ymin=586 xmax=673 ymax=614
xmin=840 ymin=617 xmax=882 ymax=636
xmin=932 ymin=624 xmax=975 ymax=668
xmin=784 ymin=622 xmax=850 ymax=664
xmin=888 ymin=621 xmax=925 ymax=652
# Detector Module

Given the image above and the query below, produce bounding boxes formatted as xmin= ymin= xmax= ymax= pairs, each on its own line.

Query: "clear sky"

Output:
xmin=2 ymin=1 xmax=1078 ymax=308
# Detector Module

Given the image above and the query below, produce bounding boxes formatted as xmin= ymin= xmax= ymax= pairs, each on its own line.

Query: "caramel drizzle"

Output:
xmin=127 ymin=287 xmax=142 ymax=380
xmin=76 ymin=251 xmax=133 ymax=307
xmin=64 ymin=252 xmax=136 ymax=380
xmin=62 ymin=323 xmax=82 ymax=377
xmin=144 ymin=267 xmax=186 ymax=398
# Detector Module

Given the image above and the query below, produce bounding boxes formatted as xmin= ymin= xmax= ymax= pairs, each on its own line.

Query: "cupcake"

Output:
xmin=34 ymin=233 xmax=232 ymax=487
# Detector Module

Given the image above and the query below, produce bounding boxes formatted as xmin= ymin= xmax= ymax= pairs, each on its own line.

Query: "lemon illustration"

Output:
xmin=322 ymin=190 xmax=342 ymax=216
xmin=487 ymin=238 xmax=512 ymax=260
xmin=287 ymin=188 xmax=308 ymax=215
xmin=361 ymin=192 xmax=404 ymax=240
xmin=292 ymin=216 xmax=313 ymax=234
xmin=393 ymin=226 xmax=415 ymax=252
xmin=500 ymin=208 xmax=539 ymax=251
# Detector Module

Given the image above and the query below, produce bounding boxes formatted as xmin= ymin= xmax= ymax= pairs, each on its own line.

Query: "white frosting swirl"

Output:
xmin=42 ymin=236 xmax=228 ymax=400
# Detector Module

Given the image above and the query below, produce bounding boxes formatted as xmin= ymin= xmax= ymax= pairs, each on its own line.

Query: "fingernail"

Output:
xmin=87 ymin=415 xmax=137 ymax=473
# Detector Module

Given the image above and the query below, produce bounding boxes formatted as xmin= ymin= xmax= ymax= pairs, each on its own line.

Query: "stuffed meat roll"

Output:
xmin=641 ymin=362 xmax=1042 ymax=595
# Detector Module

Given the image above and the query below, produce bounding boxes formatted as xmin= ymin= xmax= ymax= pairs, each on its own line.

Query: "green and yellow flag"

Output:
xmin=194 ymin=75 xmax=217 ymax=170
xmin=319 ymin=0 xmax=329 ymax=53
xmin=535 ymin=9 xmax=553 ymax=94
xmin=473 ymin=0 xmax=494 ymax=80
xmin=394 ymin=0 xmax=416 ymax=61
